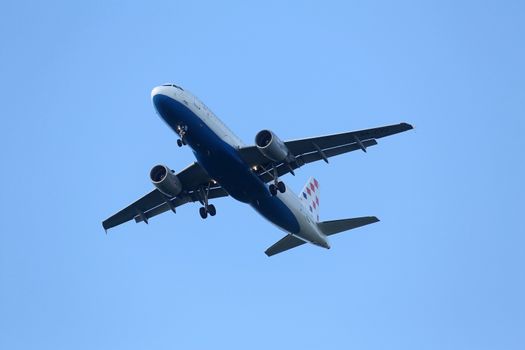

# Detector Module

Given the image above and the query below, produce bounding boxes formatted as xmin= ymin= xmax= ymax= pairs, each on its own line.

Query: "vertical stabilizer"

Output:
xmin=299 ymin=177 xmax=320 ymax=222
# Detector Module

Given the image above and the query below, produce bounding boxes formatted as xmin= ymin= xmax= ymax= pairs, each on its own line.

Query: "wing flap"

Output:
xmin=298 ymin=138 xmax=378 ymax=165
xmin=265 ymin=235 xmax=307 ymax=257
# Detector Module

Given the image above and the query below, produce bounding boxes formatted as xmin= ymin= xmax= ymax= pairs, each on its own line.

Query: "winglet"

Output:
xmin=401 ymin=122 xmax=414 ymax=130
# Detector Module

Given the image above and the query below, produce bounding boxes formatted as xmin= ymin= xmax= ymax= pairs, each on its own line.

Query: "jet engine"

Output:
xmin=150 ymin=164 xmax=182 ymax=197
xmin=255 ymin=129 xmax=292 ymax=162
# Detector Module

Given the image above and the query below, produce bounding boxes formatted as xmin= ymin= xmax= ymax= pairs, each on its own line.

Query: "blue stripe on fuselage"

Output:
xmin=152 ymin=94 xmax=300 ymax=234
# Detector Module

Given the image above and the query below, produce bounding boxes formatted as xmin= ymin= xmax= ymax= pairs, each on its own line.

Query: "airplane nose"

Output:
xmin=151 ymin=84 xmax=184 ymax=117
xmin=151 ymin=85 xmax=168 ymax=99
xmin=151 ymin=85 xmax=176 ymax=113
xmin=151 ymin=86 xmax=170 ymax=115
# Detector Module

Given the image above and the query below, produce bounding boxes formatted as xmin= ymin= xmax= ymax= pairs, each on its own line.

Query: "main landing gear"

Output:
xmin=199 ymin=204 xmax=216 ymax=219
xmin=269 ymin=164 xmax=286 ymax=196
xmin=198 ymin=182 xmax=217 ymax=219
xmin=176 ymin=124 xmax=188 ymax=147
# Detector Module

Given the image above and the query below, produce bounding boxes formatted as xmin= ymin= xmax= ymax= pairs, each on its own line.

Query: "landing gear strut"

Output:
xmin=198 ymin=182 xmax=217 ymax=219
xmin=269 ymin=164 xmax=286 ymax=196
xmin=176 ymin=125 xmax=188 ymax=147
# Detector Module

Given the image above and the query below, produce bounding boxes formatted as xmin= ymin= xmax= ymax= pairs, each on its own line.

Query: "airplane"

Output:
xmin=102 ymin=83 xmax=413 ymax=256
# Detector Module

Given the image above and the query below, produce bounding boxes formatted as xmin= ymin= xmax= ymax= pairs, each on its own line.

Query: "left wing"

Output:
xmin=238 ymin=122 xmax=413 ymax=182
xmin=102 ymin=162 xmax=228 ymax=231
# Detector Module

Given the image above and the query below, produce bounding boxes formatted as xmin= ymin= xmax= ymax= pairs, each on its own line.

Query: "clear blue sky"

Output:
xmin=1 ymin=1 xmax=524 ymax=349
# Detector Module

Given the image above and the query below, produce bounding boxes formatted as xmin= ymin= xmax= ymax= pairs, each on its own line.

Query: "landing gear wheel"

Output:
xmin=177 ymin=139 xmax=183 ymax=147
xmin=269 ymin=184 xmax=278 ymax=196
xmin=182 ymin=139 xmax=187 ymax=145
xmin=208 ymin=204 xmax=216 ymax=216
xmin=277 ymin=181 xmax=286 ymax=193
xmin=199 ymin=207 xmax=208 ymax=219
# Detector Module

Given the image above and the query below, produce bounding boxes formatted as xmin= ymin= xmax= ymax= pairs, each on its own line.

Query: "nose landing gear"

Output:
xmin=176 ymin=124 xmax=188 ymax=147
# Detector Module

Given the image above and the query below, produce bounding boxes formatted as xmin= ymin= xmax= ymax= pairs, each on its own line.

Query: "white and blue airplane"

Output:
xmin=103 ymin=84 xmax=412 ymax=256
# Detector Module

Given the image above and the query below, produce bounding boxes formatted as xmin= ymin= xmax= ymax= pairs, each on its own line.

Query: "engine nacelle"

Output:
xmin=255 ymin=130 xmax=292 ymax=163
xmin=150 ymin=164 xmax=182 ymax=197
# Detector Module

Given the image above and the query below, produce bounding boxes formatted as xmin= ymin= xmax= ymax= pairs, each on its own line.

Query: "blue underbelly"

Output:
xmin=152 ymin=94 xmax=300 ymax=234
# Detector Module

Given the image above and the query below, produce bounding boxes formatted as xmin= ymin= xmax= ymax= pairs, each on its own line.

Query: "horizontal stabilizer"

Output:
xmin=265 ymin=235 xmax=307 ymax=257
xmin=317 ymin=216 xmax=379 ymax=236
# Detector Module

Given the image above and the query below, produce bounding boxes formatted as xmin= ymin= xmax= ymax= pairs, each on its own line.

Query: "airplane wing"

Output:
xmin=102 ymin=162 xmax=228 ymax=231
xmin=238 ymin=122 xmax=413 ymax=182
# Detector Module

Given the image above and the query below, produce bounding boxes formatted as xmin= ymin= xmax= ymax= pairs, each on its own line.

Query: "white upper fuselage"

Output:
xmin=151 ymin=84 xmax=330 ymax=249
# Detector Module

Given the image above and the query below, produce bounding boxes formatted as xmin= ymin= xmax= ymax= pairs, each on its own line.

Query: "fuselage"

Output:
xmin=151 ymin=84 xmax=329 ymax=248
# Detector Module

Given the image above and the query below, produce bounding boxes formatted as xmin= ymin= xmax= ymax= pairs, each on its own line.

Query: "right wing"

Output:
xmin=284 ymin=122 xmax=412 ymax=156
xmin=102 ymin=162 xmax=228 ymax=231
xmin=239 ymin=122 xmax=413 ymax=183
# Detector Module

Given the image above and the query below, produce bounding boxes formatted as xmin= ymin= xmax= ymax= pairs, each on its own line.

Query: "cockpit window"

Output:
xmin=161 ymin=83 xmax=184 ymax=91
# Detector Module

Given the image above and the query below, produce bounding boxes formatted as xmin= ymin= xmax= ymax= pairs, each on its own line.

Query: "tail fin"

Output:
xmin=299 ymin=177 xmax=320 ymax=222
xmin=317 ymin=216 xmax=379 ymax=236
